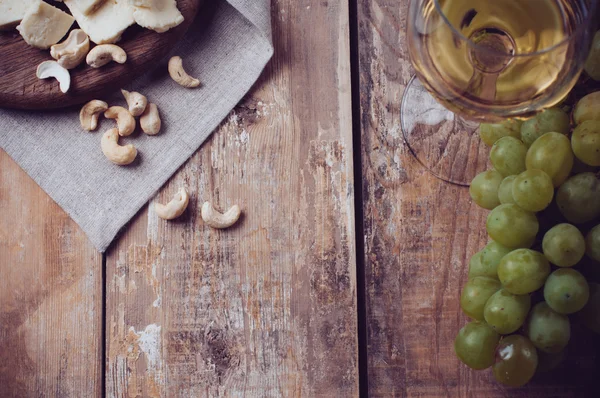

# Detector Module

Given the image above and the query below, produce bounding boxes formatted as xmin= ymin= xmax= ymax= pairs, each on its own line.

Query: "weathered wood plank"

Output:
xmin=0 ymin=150 xmax=102 ymax=397
xmin=105 ymin=0 xmax=358 ymax=396
xmin=358 ymin=0 xmax=599 ymax=396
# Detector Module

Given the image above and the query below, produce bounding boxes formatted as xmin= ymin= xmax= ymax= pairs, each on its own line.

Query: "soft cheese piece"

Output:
xmin=0 ymin=0 xmax=36 ymax=30
xmin=64 ymin=0 xmax=135 ymax=44
xmin=16 ymin=0 xmax=75 ymax=49
xmin=133 ymin=0 xmax=184 ymax=33
xmin=69 ymin=0 xmax=107 ymax=15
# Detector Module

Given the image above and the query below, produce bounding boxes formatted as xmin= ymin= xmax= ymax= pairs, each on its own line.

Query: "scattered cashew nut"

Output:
xmin=50 ymin=29 xmax=90 ymax=70
xmin=104 ymin=106 xmax=136 ymax=137
xmin=155 ymin=188 xmax=189 ymax=220
xmin=121 ymin=89 xmax=148 ymax=117
xmin=140 ymin=103 xmax=161 ymax=135
xmin=168 ymin=56 xmax=200 ymax=88
xmin=86 ymin=44 xmax=127 ymax=68
xmin=201 ymin=202 xmax=241 ymax=229
xmin=80 ymin=100 xmax=108 ymax=131
xmin=101 ymin=128 xmax=137 ymax=165
xmin=36 ymin=61 xmax=70 ymax=93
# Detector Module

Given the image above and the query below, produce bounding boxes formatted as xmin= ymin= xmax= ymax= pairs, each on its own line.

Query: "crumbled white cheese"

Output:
xmin=0 ymin=0 xmax=37 ymax=30
xmin=70 ymin=0 xmax=107 ymax=15
xmin=16 ymin=0 xmax=75 ymax=49
xmin=133 ymin=0 xmax=184 ymax=34
xmin=64 ymin=0 xmax=135 ymax=44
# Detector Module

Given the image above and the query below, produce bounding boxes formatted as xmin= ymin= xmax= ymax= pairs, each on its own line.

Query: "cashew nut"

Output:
xmin=86 ymin=44 xmax=127 ymax=68
xmin=121 ymin=89 xmax=148 ymax=117
xmin=155 ymin=188 xmax=189 ymax=220
xmin=80 ymin=100 xmax=108 ymax=131
xmin=140 ymin=103 xmax=161 ymax=135
xmin=50 ymin=29 xmax=90 ymax=70
xmin=168 ymin=56 xmax=200 ymax=88
xmin=104 ymin=106 xmax=136 ymax=137
xmin=201 ymin=202 xmax=241 ymax=229
xmin=101 ymin=128 xmax=137 ymax=165
xmin=36 ymin=61 xmax=70 ymax=93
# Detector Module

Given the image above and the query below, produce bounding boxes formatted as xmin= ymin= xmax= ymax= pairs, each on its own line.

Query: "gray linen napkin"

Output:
xmin=0 ymin=0 xmax=273 ymax=252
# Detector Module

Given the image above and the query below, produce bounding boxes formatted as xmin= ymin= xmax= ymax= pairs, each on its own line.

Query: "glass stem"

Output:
xmin=466 ymin=70 xmax=498 ymax=102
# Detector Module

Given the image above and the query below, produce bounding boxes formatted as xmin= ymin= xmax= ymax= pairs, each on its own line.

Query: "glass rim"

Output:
xmin=433 ymin=0 xmax=598 ymax=58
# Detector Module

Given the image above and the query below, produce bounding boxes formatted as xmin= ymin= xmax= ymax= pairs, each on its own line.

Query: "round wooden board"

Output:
xmin=0 ymin=0 xmax=200 ymax=110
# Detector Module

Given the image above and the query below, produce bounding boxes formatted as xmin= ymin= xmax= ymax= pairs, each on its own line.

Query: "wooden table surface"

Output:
xmin=1 ymin=1 xmax=598 ymax=397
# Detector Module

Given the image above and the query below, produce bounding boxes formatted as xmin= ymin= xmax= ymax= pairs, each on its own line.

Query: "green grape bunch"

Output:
xmin=459 ymin=88 xmax=600 ymax=388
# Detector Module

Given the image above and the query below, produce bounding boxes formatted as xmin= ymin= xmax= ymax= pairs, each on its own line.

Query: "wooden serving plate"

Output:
xmin=0 ymin=0 xmax=200 ymax=110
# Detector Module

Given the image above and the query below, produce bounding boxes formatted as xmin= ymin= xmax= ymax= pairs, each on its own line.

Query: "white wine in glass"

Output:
xmin=402 ymin=0 xmax=597 ymax=185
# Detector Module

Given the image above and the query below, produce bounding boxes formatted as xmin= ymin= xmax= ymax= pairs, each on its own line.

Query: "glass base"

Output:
xmin=401 ymin=76 xmax=489 ymax=186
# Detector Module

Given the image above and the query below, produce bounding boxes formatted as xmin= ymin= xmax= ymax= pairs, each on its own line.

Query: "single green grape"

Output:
xmin=490 ymin=137 xmax=527 ymax=177
xmin=572 ymin=121 xmax=600 ymax=167
xmin=469 ymin=170 xmax=503 ymax=210
xmin=584 ymin=31 xmax=600 ymax=81
xmin=492 ymin=335 xmax=538 ymax=387
xmin=586 ymin=225 xmax=600 ymax=262
xmin=520 ymin=108 xmax=570 ymax=147
xmin=542 ymin=223 xmax=586 ymax=267
xmin=536 ymin=350 xmax=566 ymax=373
xmin=578 ymin=282 xmax=600 ymax=333
xmin=497 ymin=249 xmax=550 ymax=295
xmin=467 ymin=251 xmax=485 ymax=279
xmin=484 ymin=289 xmax=531 ymax=334
xmin=454 ymin=321 xmax=500 ymax=370
xmin=525 ymin=132 xmax=574 ymax=187
xmin=556 ymin=172 xmax=600 ymax=224
xmin=486 ymin=204 xmax=538 ymax=249
xmin=525 ymin=302 xmax=570 ymax=353
xmin=497 ymin=176 xmax=517 ymax=204
xmin=460 ymin=277 xmax=502 ymax=320
xmin=573 ymin=91 xmax=600 ymax=125
xmin=480 ymin=119 xmax=523 ymax=147
xmin=544 ymin=268 xmax=590 ymax=314
xmin=478 ymin=241 xmax=512 ymax=279
xmin=512 ymin=169 xmax=554 ymax=212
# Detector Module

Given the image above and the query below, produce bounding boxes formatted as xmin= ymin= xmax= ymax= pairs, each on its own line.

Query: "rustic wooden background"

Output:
xmin=1 ymin=0 xmax=599 ymax=397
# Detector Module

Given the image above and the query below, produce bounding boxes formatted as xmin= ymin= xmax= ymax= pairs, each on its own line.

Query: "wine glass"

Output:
xmin=403 ymin=0 xmax=598 ymax=185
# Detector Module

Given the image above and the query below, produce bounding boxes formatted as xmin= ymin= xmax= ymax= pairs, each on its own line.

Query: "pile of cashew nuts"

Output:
xmin=154 ymin=187 xmax=241 ymax=228
xmin=36 ymin=29 xmax=201 ymax=94
xmin=70 ymin=45 xmax=200 ymax=166
xmin=80 ymin=88 xmax=160 ymax=165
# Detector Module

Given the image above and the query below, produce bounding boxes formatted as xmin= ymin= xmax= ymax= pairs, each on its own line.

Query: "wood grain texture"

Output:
xmin=105 ymin=0 xmax=358 ymax=396
xmin=0 ymin=150 xmax=103 ymax=397
xmin=358 ymin=1 xmax=600 ymax=397
xmin=0 ymin=0 xmax=200 ymax=110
